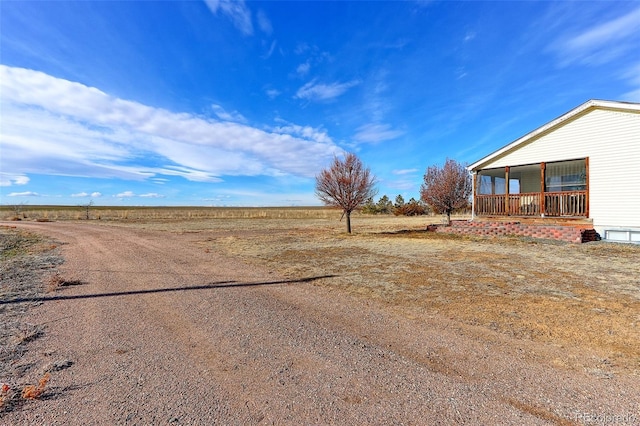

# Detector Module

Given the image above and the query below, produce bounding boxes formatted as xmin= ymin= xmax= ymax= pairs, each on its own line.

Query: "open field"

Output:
xmin=11 ymin=206 xmax=636 ymax=376
xmin=127 ymin=213 xmax=639 ymax=377
xmin=0 ymin=205 xmax=343 ymax=222
xmin=1 ymin=209 xmax=639 ymax=423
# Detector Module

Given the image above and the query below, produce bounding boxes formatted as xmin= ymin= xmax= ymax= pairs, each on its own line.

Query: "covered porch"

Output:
xmin=473 ymin=158 xmax=589 ymax=218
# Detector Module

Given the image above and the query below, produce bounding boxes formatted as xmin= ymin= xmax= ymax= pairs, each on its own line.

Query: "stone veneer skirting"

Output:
xmin=427 ymin=220 xmax=600 ymax=243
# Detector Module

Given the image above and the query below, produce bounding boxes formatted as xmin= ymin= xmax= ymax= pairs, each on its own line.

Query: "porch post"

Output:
xmin=585 ymin=157 xmax=590 ymax=218
xmin=504 ymin=166 xmax=510 ymax=215
xmin=472 ymin=171 xmax=478 ymax=219
xmin=540 ymin=162 xmax=546 ymax=217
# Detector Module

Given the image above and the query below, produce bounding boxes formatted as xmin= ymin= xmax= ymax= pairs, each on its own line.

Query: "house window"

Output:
xmin=545 ymin=159 xmax=587 ymax=192
xmin=478 ymin=169 xmax=506 ymax=194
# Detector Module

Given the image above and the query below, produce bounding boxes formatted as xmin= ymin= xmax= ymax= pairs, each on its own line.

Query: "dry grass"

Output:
xmin=0 ymin=205 xmax=342 ymax=222
xmin=152 ymin=214 xmax=639 ymax=377
xmin=4 ymin=209 xmax=639 ymax=379
xmin=0 ymin=227 xmax=62 ymax=412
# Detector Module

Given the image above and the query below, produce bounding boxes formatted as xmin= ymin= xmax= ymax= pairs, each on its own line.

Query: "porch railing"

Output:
xmin=476 ymin=194 xmax=506 ymax=215
xmin=476 ymin=191 xmax=587 ymax=217
xmin=544 ymin=191 xmax=587 ymax=217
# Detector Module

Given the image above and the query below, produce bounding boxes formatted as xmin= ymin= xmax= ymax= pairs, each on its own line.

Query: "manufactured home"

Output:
xmin=467 ymin=100 xmax=640 ymax=242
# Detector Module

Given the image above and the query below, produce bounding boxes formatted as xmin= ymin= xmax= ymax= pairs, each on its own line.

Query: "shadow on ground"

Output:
xmin=0 ymin=275 xmax=337 ymax=305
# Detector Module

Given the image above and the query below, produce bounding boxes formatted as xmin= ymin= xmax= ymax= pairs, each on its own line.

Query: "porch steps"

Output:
xmin=428 ymin=220 xmax=600 ymax=243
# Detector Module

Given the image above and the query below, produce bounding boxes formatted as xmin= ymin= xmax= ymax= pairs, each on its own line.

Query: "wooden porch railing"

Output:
xmin=544 ymin=191 xmax=587 ymax=217
xmin=476 ymin=194 xmax=506 ymax=215
xmin=476 ymin=191 xmax=587 ymax=217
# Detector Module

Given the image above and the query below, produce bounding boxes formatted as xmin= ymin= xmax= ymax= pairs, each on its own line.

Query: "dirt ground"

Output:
xmin=1 ymin=216 xmax=639 ymax=425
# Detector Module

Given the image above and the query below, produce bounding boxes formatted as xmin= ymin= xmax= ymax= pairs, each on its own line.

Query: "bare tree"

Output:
xmin=315 ymin=153 xmax=377 ymax=233
xmin=81 ymin=200 xmax=94 ymax=220
xmin=11 ymin=202 xmax=27 ymax=220
xmin=420 ymin=158 xmax=472 ymax=225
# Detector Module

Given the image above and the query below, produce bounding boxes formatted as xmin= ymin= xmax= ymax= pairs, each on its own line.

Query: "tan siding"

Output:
xmin=520 ymin=171 xmax=539 ymax=193
xmin=480 ymin=109 xmax=640 ymax=232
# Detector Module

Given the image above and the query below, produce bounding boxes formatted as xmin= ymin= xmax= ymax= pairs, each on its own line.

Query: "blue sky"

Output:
xmin=1 ymin=1 xmax=639 ymax=206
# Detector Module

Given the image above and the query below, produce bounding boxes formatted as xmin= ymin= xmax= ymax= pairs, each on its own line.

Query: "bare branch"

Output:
xmin=420 ymin=158 xmax=471 ymax=224
xmin=315 ymin=153 xmax=377 ymax=233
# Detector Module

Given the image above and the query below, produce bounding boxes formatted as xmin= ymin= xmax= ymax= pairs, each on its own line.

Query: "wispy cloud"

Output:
xmin=551 ymin=7 xmax=640 ymax=67
xmin=270 ymin=120 xmax=333 ymax=145
xmin=393 ymin=168 xmax=418 ymax=175
xmin=354 ymin=123 xmax=404 ymax=144
xmin=256 ymin=9 xmax=272 ymax=35
xmin=8 ymin=191 xmax=39 ymax=197
xmin=140 ymin=193 xmax=165 ymax=198
xmin=211 ymin=104 xmax=247 ymax=123
xmin=386 ymin=179 xmax=419 ymax=192
xmin=0 ymin=173 xmax=29 ymax=187
xmin=265 ymin=88 xmax=281 ymax=99
xmin=620 ymin=62 xmax=640 ymax=102
xmin=116 ymin=191 xmax=135 ymax=198
xmin=262 ymin=40 xmax=277 ymax=59
xmin=204 ymin=0 xmax=253 ymax=36
xmin=0 ymin=66 xmax=343 ymax=186
xmin=296 ymin=61 xmax=311 ymax=77
xmin=295 ymin=79 xmax=360 ymax=102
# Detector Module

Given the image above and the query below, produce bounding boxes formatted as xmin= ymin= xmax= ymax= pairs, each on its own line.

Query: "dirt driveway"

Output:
xmin=2 ymin=221 xmax=638 ymax=425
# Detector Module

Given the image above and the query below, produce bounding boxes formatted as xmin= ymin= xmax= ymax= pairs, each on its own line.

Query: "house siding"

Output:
xmin=475 ymin=108 xmax=640 ymax=236
xmin=519 ymin=171 xmax=539 ymax=193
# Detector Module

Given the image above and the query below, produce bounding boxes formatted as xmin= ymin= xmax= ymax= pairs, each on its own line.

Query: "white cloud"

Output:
xmin=140 ymin=193 xmax=165 ymax=198
xmin=8 ymin=191 xmax=39 ymax=197
xmin=354 ymin=123 xmax=404 ymax=144
xmin=204 ymin=0 xmax=253 ymax=36
xmin=270 ymin=122 xmax=333 ymax=145
xmin=70 ymin=191 xmax=101 ymax=198
xmin=551 ymin=7 xmax=640 ymax=66
xmin=295 ymin=79 xmax=360 ymax=101
xmin=393 ymin=168 xmax=418 ymax=175
xmin=0 ymin=66 xmax=343 ymax=184
xmin=0 ymin=173 xmax=30 ymax=186
xmin=211 ymin=104 xmax=247 ymax=123
xmin=116 ymin=191 xmax=135 ymax=198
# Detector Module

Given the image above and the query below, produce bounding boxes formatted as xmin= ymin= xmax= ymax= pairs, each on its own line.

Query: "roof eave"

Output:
xmin=467 ymin=99 xmax=640 ymax=172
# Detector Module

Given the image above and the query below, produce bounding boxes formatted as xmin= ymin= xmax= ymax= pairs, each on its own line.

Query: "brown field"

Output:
xmin=167 ymin=213 xmax=640 ymax=377
xmin=3 ymin=206 xmax=639 ymax=377
xmin=0 ymin=205 xmax=339 ymax=221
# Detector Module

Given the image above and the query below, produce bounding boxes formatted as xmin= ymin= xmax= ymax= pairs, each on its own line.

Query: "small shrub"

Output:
xmin=0 ymin=383 xmax=11 ymax=408
xmin=22 ymin=373 xmax=50 ymax=400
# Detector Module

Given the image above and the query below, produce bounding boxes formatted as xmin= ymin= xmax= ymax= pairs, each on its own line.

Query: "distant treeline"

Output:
xmin=361 ymin=195 xmax=470 ymax=216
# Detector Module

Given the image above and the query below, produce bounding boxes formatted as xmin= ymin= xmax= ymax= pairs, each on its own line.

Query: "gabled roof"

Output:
xmin=467 ymin=99 xmax=640 ymax=171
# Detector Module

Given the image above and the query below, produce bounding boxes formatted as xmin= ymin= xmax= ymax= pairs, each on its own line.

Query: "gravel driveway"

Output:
xmin=2 ymin=222 xmax=638 ymax=425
